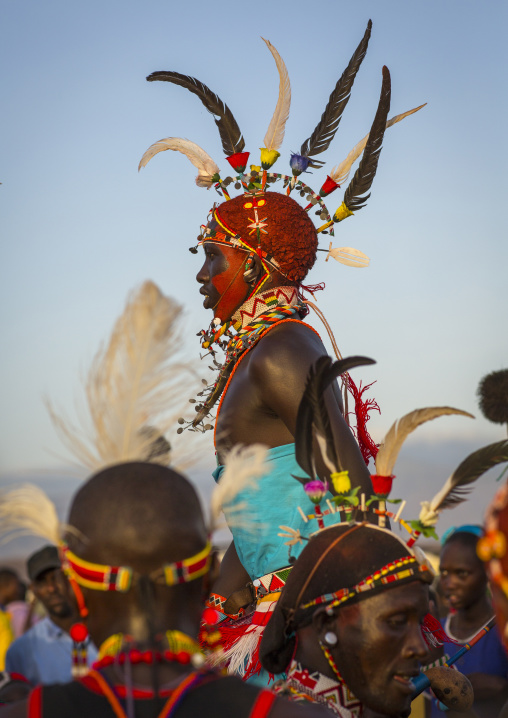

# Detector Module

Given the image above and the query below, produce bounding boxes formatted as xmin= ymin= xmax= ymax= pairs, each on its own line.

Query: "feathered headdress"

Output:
xmin=139 ymin=23 xmax=425 ymax=261
xmin=46 ymin=280 xmax=203 ymax=471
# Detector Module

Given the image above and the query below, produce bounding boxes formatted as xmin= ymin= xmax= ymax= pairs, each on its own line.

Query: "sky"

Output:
xmin=1 ymin=0 xmax=507 ymax=549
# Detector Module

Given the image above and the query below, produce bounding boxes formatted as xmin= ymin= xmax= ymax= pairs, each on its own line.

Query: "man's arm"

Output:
xmin=249 ymin=323 xmax=373 ymax=496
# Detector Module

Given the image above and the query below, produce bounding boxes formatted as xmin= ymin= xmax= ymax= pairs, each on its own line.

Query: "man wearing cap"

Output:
xmin=5 ymin=546 xmax=97 ymax=685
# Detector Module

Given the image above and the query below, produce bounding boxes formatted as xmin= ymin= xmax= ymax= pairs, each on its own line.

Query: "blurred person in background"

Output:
xmin=432 ymin=525 xmax=508 ymax=717
xmin=5 ymin=546 xmax=97 ymax=684
xmin=0 ymin=571 xmax=37 ymax=640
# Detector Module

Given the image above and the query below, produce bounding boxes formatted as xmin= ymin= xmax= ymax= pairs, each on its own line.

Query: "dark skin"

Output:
xmin=439 ymin=538 xmax=508 ymax=715
xmin=30 ymin=567 xmax=76 ymax=633
xmin=0 ymin=465 xmax=330 ymax=718
xmin=197 ymin=243 xmax=373 ymax=596
xmin=295 ymin=582 xmax=429 ymax=718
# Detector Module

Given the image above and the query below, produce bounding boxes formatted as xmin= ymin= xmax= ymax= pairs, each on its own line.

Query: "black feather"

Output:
xmin=147 ymin=71 xmax=245 ymax=157
xmin=343 ymin=65 xmax=391 ymax=212
xmin=294 ymin=355 xmax=376 ymax=481
xmin=439 ymin=439 xmax=508 ymax=510
xmin=300 ymin=20 xmax=372 ymax=166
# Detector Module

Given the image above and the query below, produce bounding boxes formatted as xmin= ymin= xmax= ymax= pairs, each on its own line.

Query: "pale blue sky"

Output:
xmin=1 ymin=1 xmax=507 ymax=536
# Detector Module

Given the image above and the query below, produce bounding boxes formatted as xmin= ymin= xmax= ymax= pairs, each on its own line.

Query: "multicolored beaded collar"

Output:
xmin=275 ymin=659 xmax=361 ymax=718
xmin=61 ymin=541 xmax=212 ymax=592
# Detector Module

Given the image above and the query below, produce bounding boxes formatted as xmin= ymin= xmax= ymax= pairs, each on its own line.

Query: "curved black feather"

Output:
xmin=343 ymin=65 xmax=391 ymax=212
xmin=439 ymin=439 xmax=508 ymax=510
xmin=147 ymin=71 xmax=245 ymax=157
xmin=300 ymin=20 xmax=372 ymax=166
xmin=294 ymin=355 xmax=376 ymax=481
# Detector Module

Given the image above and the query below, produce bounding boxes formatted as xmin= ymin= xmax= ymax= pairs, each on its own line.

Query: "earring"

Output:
xmin=324 ymin=631 xmax=338 ymax=646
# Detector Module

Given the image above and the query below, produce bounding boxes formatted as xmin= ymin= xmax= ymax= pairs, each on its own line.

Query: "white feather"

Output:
xmin=46 ymin=280 xmax=201 ymax=470
xmin=329 ymin=104 xmax=427 ymax=185
xmin=261 ymin=38 xmax=291 ymax=151
xmin=210 ymin=444 xmax=271 ymax=531
xmin=0 ymin=484 xmax=60 ymax=545
xmin=138 ymin=137 xmax=220 ymax=187
xmin=375 ymin=406 xmax=474 ymax=478
xmin=326 ymin=246 xmax=370 ymax=268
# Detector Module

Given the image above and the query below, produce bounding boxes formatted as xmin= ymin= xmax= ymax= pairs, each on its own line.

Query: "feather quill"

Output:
xmin=210 ymin=444 xmax=270 ymax=532
xmin=147 ymin=71 xmax=245 ymax=157
xmin=329 ymin=104 xmax=426 ymax=185
xmin=0 ymin=484 xmax=60 ymax=546
xmin=375 ymin=407 xmax=474 ymax=478
xmin=300 ymin=20 xmax=372 ymax=165
xmin=138 ymin=137 xmax=220 ymax=187
xmin=342 ymin=66 xmax=391 ymax=213
xmin=326 ymin=246 xmax=370 ymax=268
xmin=261 ymin=38 xmax=291 ymax=152
xmin=46 ymin=281 xmax=200 ymax=470
xmin=295 ymin=355 xmax=376 ymax=480
xmin=420 ymin=439 xmax=508 ymax=526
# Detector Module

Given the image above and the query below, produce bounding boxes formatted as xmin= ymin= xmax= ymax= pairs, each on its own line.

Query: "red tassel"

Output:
xmin=422 ymin=613 xmax=460 ymax=647
xmin=346 ymin=374 xmax=380 ymax=465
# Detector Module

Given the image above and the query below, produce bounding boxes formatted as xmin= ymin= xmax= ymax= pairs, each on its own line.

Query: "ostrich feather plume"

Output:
xmin=210 ymin=444 xmax=270 ymax=532
xmin=375 ymin=406 xmax=474 ymax=478
xmin=0 ymin=484 xmax=60 ymax=546
xmin=46 ymin=281 xmax=199 ymax=471
xmin=138 ymin=137 xmax=220 ymax=187
xmin=262 ymin=38 xmax=291 ymax=151
xmin=329 ymin=104 xmax=426 ymax=185
xmin=146 ymin=71 xmax=245 ymax=157
xmin=420 ymin=439 xmax=508 ymax=526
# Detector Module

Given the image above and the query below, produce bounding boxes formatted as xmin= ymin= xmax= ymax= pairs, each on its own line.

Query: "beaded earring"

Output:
xmin=319 ymin=639 xmax=344 ymax=684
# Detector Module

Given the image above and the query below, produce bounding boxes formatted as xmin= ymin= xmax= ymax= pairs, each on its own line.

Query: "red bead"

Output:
xmin=177 ymin=652 xmax=190 ymax=664
xmin=130 ymin=650 xmax=142 ymax=663
xmin=202 ymin=607 xmax=219 ymax=625
xmin=69 ymin=622 xmax=88 ymax=643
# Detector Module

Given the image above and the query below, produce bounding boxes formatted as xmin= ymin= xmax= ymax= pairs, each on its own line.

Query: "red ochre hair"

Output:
xmin=216 ymin=192 xmax=318 ymax=283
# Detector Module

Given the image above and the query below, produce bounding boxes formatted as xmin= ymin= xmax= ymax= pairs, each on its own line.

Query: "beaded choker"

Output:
xmin=61 ymin=541 xmax=212 ymax=593
xmin=183 ymin=295 xmax=309 ymax=431
xmin=95 ymin=629 xmax=204 ymax=670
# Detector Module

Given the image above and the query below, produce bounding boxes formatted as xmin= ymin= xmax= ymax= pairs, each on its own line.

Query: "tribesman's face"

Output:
xmin=196 ymin=239 xmax=251 ymax=323
xmin=330 ymin=581 xmax=429 ymax=717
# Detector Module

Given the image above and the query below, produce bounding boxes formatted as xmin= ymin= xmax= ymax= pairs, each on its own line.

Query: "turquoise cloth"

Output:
xmin=213 ymin=442 xmax=338 ymax=580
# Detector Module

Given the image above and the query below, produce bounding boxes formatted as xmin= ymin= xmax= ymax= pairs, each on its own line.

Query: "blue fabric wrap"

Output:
xmin=212 ymin=442 xmax=338 ymax=580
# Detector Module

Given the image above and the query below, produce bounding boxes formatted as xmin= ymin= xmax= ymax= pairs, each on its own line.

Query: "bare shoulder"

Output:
xmin=270 ymin=695 xmax=331 ymax=718
xmin=248 ymin=321 xmax=327 ymax=380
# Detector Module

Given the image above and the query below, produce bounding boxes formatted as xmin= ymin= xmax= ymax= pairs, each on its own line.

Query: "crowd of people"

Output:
xmin=1 ymin=21 xmax=508 ymax=718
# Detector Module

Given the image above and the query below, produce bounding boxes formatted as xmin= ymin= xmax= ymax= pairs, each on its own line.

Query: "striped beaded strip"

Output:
xmin=301 ymin=555 xmax=431 ymax=610
xmin=61 ymin=542 xmax=212 ymax=593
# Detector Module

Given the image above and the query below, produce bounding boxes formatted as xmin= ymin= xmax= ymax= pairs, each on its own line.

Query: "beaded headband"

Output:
xmin=61 ymin=541 xmax=212 ymax=593
xmin=300 ymin=551 xmax=432 ymax=612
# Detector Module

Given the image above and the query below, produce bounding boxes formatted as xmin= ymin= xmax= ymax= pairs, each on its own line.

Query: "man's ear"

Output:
xmin=312 ymin=605 xmax=339 ymax=642
xmin=243 ymin=252 xmax=263 ymax=286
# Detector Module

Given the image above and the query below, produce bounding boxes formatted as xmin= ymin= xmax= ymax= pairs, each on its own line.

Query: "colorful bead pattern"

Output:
xmin=300 ymin=555 xmax=429 ymax=610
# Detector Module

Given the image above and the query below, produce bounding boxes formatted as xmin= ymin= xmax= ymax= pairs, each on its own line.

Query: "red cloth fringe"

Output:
xmin=346 ymin=374 xmax=380 ymax=465
xmin=421 ymin=613 xmax=460 ymax=647
xmin=298 ymin=282 xmax=326 ymax=300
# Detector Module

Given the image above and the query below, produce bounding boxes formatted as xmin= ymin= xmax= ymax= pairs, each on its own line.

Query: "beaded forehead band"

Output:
xmin=300 ymin=553 xmax=431 ymax=611
xmin=61 ymin=541 xmax=212 ymax=593
xmin=139 ymin=25 xmax=425 ymax=268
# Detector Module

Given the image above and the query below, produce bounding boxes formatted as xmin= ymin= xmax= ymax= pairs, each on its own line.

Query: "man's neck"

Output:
xmin=48 ymin=613 xmax=74 ymax=633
